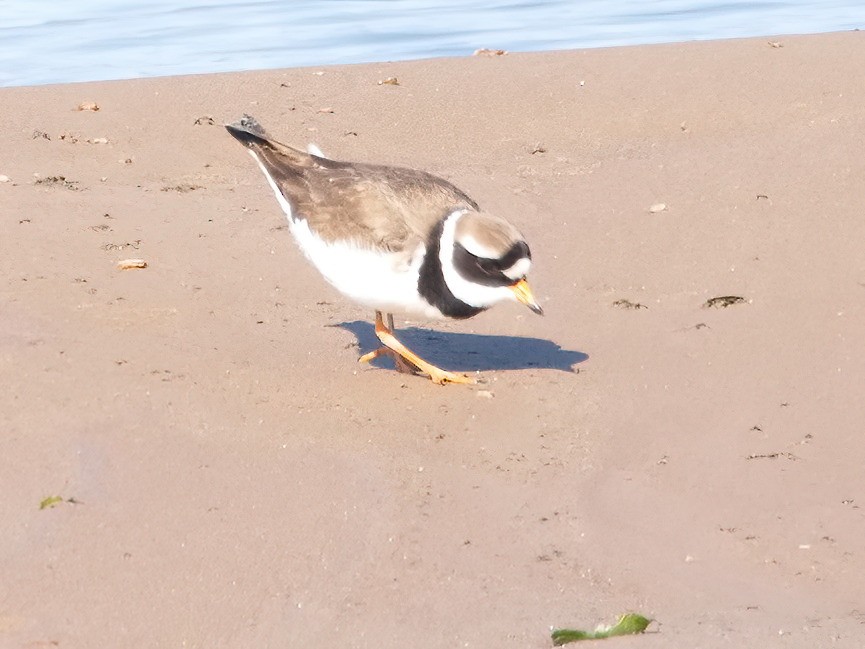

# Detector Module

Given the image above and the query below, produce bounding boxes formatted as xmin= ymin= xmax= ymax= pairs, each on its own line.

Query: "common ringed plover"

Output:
xmin=226 ymin=114 xmax=542 ymax=384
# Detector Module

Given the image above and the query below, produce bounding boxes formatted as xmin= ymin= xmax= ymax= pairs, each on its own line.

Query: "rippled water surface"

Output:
xmin=1 ymin=1 xmax=863 ymax=87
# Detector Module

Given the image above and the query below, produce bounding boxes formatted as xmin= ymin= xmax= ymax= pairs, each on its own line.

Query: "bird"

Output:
xmin=225 ymin=114 xmax=542 ymax=384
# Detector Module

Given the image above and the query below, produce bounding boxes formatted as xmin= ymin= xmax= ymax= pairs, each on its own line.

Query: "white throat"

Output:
xmin=438 ymin=210 xmax=517 ymax=309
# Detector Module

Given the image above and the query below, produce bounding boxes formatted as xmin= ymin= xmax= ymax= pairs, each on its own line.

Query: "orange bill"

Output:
xmin=510 ymin=278 xmax=543 ymax=315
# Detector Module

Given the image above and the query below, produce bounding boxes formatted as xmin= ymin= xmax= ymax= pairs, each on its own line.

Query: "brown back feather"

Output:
xmin=227 ymin=116 xmax=479 ymax=252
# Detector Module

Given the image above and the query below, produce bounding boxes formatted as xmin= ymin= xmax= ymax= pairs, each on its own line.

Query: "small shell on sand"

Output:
xmin=117 ymin=259 xmax=147 ymax=270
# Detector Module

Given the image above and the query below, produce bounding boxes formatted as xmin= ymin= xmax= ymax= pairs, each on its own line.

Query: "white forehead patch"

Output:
xmin=503 ymin=257 xmax=531 ymax=280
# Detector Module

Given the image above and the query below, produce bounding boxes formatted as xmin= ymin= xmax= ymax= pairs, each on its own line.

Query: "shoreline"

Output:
xmin=3 ymin=28 xmax=859 ymax=91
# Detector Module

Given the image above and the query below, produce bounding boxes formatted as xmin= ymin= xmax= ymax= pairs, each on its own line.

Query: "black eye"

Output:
xmin=453 ymin=244 xmax=513 ymax=287
xmin=500 ymin=241 xmax=531 ymax=267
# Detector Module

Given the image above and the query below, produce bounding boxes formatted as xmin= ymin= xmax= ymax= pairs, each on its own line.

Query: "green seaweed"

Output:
xmin=552 ymin=613 xmax=651 ymax=645
xmin=39 ymin=495 xmax=64 ymax=510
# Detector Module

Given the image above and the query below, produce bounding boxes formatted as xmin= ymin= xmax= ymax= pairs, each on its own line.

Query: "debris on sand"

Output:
xmin=77 ymin=101 xmax=100 ymax=111
xmin=40 ymin=496 xmax=64 ymax=510
xmin=703 ymin=295 xmax=746 ymax=308
xmin=746 ymin=451 xmax=799 ymax=461
xmin=474 ymin=48 xmax=507 ymax=57
xmin=612 ymin=299 xmax=647 ymax=310
xmin=161 ymin=183 xmax=203 ymax=192
xmin=39 ymin=495 xmax=82 ymax=509
xmin=117 ymin=259 xmax=148 ymax=270
xmin=34 ymin=175 xmax=80 ymax=190
xmin=552 ymin=613 xmax=652 ymax=645
xmin=378 ymin=77 xmax=400 ymax=86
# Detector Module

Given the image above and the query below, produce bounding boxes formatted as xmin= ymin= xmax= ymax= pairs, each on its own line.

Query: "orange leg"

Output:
xmin=358 ymin=313 xmax=419 ymax=375
xmin=358 ymin=311 xmax=475 ymax=385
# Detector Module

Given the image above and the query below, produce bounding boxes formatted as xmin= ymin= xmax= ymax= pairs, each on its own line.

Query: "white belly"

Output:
xmin=290 ymin=219 xmax=442 ymax=319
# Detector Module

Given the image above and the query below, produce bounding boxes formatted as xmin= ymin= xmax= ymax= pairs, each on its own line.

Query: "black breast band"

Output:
xmin=417 ymin=218 xmax=486 ymax=320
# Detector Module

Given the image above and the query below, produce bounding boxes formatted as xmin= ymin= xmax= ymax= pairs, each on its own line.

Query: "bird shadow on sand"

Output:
xmin=336 ymin=321 xmax=588 ymax=373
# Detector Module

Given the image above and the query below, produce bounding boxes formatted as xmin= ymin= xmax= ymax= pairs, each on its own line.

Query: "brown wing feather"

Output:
xmin=296 ymin=160 xmax=478 ymax=252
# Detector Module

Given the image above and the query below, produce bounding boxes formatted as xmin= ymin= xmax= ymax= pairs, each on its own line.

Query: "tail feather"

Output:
xmin=306 ymin=142 xmax=327 ymax=158
xmin=225 ymin=114 xmax=271 ymax=147
xmin=225 ymin=114 xmax=313 ymax=169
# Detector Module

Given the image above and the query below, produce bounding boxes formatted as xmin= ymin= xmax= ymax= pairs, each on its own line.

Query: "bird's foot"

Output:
xmin=358 ymin=347 xmax=420 ymax=375
xmin=424 ymin=366 xmax=476 ymax=385
xmin=359 ymin=348 xmax=474 ymax=384
xmin=359 ymin=311 xmax=477 ymax=385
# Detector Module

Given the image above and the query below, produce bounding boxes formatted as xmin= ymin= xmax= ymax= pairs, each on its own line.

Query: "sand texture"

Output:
xmin=2 ymin=31 xmax=865 ymax=648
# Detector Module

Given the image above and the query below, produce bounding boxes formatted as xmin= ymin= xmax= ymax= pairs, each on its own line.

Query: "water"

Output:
xmin=1 ymin=0 xmax=862 ymax=88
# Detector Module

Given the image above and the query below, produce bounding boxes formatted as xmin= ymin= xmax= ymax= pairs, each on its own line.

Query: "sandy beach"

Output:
xmin=2 ymin=30 xmax=864 ymax=647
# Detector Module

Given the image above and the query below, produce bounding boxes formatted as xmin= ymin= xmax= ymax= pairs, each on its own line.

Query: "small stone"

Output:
xmin=88 ymin=137 xmax=108 ymax=144
xmin=649 ymin=203 xmax=667 ymax=213
xmin=77 ymin=101 xmax=100 ymax=111
xmin=0 ymin=174 xmax=10 ymax=183
xmin=378 ymin=77 xmax=399 ymax=86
